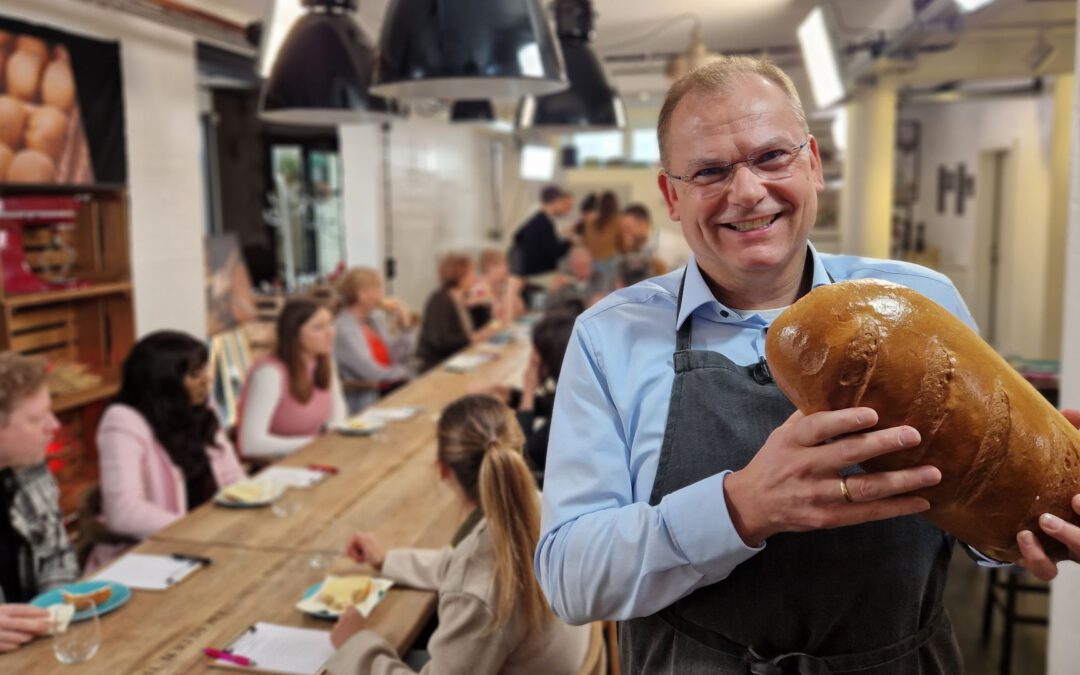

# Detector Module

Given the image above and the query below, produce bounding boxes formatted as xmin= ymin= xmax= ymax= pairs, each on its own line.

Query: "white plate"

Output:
xmin=334 ymin=416 xmax=386 ymax=436
xmin=213 ymin=480 xmax=286 ymax=508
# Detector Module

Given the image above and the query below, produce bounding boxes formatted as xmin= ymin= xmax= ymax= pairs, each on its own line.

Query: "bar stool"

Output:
xmin=980 ymin=566 xmax=1048 ymax=675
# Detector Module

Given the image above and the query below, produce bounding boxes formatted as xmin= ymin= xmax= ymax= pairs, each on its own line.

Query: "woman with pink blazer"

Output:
xmin=88 ymin=331 xmax=245 ymax=568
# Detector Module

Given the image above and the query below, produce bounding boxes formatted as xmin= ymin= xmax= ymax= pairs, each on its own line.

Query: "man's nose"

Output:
xmin=725 ymin=164 xmax=767 ymax=208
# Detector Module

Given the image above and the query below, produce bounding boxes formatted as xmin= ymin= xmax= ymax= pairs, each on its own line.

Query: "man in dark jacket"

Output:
xmin=510 ymin=185 xmax=574 ymax=277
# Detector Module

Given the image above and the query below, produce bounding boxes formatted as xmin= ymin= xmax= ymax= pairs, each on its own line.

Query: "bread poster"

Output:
xmin=0 ymin=16 xmax=127 ymax=186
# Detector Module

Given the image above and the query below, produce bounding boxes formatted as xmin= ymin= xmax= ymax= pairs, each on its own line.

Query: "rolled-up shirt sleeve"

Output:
xmin=535 ymin=320 xmax=763 ymax=625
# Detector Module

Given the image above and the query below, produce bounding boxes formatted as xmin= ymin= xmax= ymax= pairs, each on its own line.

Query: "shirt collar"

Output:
xmin=676 ymin=242 xmax=831 ymax=329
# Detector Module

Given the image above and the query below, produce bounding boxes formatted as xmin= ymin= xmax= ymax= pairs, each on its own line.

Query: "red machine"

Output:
xmin=0 ymin=195 xmax=89 ymax=295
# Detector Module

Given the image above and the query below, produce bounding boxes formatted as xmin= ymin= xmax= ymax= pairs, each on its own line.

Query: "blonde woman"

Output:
xmin=326 ymin=395 xmax=596 ymax=675
xmin=467 ymin=249 xmax=526 ymax=329
xmin=334 ymin=267 xmax=416 ymax=414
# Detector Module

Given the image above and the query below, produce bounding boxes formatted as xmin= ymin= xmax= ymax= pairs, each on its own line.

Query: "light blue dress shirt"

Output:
xmin=535 ymin=243 xmax=982 ymax=625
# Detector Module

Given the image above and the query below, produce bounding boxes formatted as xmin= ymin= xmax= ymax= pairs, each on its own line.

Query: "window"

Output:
xmin=631 ymin=129 xmax=661 ymax=165
xmin=572 ymin=131 xmax=624 ymax=165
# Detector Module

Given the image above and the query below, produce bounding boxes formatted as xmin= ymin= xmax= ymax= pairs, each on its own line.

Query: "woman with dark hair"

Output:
xmin=416 ymin=253 xmax=496 ymax=372
xmin=325 ymin=395 xmax=595 ymax=674
xmin=581 ymin=190 xmax=620 ymax=264
xmin=237 ymin=298 xmax=347 ymax=459
xmin=90 ymin=331 xmax=245 ymax=566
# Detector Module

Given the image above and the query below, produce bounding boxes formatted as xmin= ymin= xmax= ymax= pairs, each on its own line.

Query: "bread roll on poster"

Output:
xmin=764 ymin=279 xmax=1080 ymax=562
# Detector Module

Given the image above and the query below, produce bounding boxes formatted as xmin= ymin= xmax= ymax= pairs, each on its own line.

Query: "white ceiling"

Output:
xmin=181 ymin=0 xmax=1076 ymax=107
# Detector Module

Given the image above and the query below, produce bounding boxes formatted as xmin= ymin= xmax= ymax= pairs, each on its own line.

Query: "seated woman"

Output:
xmin=334 ymin=267 xmax=416 ymax=415
xmin=466 ymin=248 xmax=525 ymax=330
xmin=90 ymin=331 xmax=245 ymax=567
xmin=416 ymin=253 xmax=494 ymax=372
xmin=515 ymin=306 xmax=580 ymax=483
xmin=238 ymin=298 xmax=347 ymax=459
xmin=326 ymin=394 xmax=595 ymax=675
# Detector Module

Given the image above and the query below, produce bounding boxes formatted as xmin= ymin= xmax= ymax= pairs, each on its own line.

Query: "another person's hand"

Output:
xmin=1015 ymin=408 xmax=1080 ymax=580
xmin=345 ymin=532 xmax=386 ymax=572
xmin=519 ymin=351 xmax=540 ymax=412
xmin=0 ymin=604 xmax=50 ymax=652
xmin=548 ymin=274 xmax=570 ymax=293
xmin=723 ymin=408 xmax=941 ymax=547
xmin=330 ymin=607 xmax=368 ymax=649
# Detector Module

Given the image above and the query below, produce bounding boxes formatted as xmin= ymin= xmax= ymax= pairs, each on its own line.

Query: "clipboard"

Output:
xmin=208 ymin=622 xmax=334 ymax=675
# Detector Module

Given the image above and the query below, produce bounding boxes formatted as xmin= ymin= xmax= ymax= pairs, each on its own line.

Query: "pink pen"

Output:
xmin=203 ymin=647 xmax=253 ymax=667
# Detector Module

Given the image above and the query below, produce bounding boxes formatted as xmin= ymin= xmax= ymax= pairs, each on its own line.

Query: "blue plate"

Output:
xmin=30 ymin=581 xmax=131 ymax=622
xmin=301 ymin=583 xmax=336 ymax=620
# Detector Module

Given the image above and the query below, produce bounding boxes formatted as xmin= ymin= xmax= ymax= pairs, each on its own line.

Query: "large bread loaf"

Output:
xmin=764 ymin=279 xmax=1080 ymax=562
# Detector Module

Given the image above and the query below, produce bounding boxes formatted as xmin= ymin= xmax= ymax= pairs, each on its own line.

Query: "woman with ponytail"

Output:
xmin=326 ymin=394 xmax=596 ymax=675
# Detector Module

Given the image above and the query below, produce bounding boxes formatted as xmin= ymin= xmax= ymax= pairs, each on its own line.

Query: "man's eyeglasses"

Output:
xmin=664 ymin=138 xmax=810 ymax=192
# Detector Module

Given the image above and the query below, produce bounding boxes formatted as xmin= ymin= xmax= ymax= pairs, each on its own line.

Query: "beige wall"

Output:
xmin=6 ymin=0 xmax=209 ymax=339
xmin=900 ymin=93 xmax=1058 ymax=359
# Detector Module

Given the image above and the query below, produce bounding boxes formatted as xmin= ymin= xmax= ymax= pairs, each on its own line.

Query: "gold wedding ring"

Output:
xmin=840 ymin=476 xmax=854 ymax=503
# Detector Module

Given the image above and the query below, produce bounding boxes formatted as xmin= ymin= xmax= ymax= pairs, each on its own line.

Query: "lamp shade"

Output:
xmin=260 ymin=0 xmax=396 ymax=125
xmin=450 ymin=100 xmax=496 ymax=123
xmin=370 ymin=0 xmax=568 ymax=100
xmin=516 ymin=0 xmax=624 ymax=131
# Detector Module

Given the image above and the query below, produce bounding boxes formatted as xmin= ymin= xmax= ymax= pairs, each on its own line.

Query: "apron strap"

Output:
xmin=659 ymin=607 xmax=948 ymax=674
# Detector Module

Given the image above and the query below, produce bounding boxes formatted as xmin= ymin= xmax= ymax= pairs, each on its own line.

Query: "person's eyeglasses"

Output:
xmin=664 ymin=138 xmax=810 ymax=192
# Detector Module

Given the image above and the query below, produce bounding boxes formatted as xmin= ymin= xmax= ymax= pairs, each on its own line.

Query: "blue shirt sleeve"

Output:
xmin=535 ymin=319 xmax=763 ymax=624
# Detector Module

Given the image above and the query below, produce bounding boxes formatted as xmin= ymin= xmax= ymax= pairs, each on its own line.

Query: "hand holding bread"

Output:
xmin=764 ymin=279 xmax=1080 ymax=563
xmin=723 ymin=407 xmax=941 ymax=547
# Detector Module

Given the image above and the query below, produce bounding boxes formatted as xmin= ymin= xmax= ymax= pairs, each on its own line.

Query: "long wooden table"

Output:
xmin=6 ymin=338 xmax=530 ymax=674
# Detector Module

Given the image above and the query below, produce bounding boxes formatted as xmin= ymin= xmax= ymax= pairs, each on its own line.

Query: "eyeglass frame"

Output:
xmin=662 ymin=138 xmax=812 ymax=190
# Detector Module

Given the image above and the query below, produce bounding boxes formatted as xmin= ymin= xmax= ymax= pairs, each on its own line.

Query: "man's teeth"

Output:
xmin=727 ymin=215 xmax=774 ymax=232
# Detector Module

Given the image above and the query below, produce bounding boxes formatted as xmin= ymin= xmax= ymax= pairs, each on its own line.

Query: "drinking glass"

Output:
xmin=271 ymin=490 xmax=300 ymax=518
xmin=52 ymin=599 xmax=101 ymax=665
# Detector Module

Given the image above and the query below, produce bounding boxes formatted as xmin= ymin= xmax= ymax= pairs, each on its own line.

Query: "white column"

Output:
xmin=339 ymin=123 xmax=385 ymax=271
xmin=838 ymin=80 xmax=897 ymax=258
xmin=1047 ymin=10 xmax=1080 ymax=674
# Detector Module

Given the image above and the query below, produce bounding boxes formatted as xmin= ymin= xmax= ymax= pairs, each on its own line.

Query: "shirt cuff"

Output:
xmin=963 ymin=543 xmax=1012 ymax=568
xmin=658 ymin=470 xmax=765 ymax=581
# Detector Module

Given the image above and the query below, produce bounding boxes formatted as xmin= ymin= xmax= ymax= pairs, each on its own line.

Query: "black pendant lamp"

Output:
xmin=260 ymin=0 xmax=396 ymax=125
xmin=450 ymin=100 xmax=496 ymax=123
xmin=516 ymin=0 xmax=624 ymax=131
xmin=370 ymin=0 xmax=568 ymax=100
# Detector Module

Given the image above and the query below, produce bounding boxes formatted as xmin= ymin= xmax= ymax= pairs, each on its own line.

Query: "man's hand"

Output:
xmin=1015 ymin=408 xmax=1080 ymax=581
xmin=330 ymin=607 xmax=368 ymax=649
xmin=345 ymin=532 xmax=386 ymax=572
xmin=723 ymin=408 xmax=941 ymax=547
xmin=0 ymin=604 xmax=50 ymax=653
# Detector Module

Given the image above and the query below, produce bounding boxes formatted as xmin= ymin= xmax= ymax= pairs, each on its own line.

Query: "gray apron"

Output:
xmin=620 ymin=271 xmax=962 ymax=674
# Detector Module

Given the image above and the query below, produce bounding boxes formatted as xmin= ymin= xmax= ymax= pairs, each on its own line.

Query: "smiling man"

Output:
xmin=535 ymin=56 xmax=1080 ymax=674
xmin=0 ymin=352 xmax=76 ymax=653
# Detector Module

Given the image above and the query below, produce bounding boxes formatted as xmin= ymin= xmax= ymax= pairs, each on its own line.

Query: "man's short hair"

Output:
xmin=657 ymin=55 xmax=808 ymax=168
xmin=541 ymin=185 xmax=569 ymax=204
xmin=623 ymin=204 xmax=651 ymax=223
xmin=0 ymin=352 xmax=47 ymax=424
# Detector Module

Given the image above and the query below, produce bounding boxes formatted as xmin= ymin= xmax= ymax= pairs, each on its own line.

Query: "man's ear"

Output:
xmin=658 ymin=171 xmax=681 ymax=222
xmin=807 ymin=135 xmax=826 ymax=193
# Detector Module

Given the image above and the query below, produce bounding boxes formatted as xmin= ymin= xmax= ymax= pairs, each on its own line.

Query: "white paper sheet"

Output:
xmin=443 ymin=353 xmax=495 ymax=373
xmin=219 ymin=622 xmax=334 ymax=675
xmin=255 ymin=466 xmax=328 ymax=489
xmin=91 ymin=553 xmax=202 ymax=591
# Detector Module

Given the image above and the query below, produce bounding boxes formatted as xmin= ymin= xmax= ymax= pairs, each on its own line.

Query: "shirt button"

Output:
xmin=720 ymin=310 xmax=730 ymax=318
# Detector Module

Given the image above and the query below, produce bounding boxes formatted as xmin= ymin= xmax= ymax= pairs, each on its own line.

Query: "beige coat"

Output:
xmin=326 ymin=520 xmax=591 ymax=675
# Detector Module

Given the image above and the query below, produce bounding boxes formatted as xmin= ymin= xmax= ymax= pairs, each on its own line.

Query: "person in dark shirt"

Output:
xmin=0 ymin=352 xmax=78 ymax=652
xmin=510 ymin=185 xmax=575 ymax=277
xmin=417 ymin=253 xmax=496 ymax=372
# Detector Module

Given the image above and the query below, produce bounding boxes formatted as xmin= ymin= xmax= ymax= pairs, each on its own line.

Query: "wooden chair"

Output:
xmin=577 ymin=621 xmax=609 ymax=675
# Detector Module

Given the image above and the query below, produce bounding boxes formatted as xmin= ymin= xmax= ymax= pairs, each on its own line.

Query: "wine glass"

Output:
xmin=52 ymin=599 xmax=101 ymax=665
